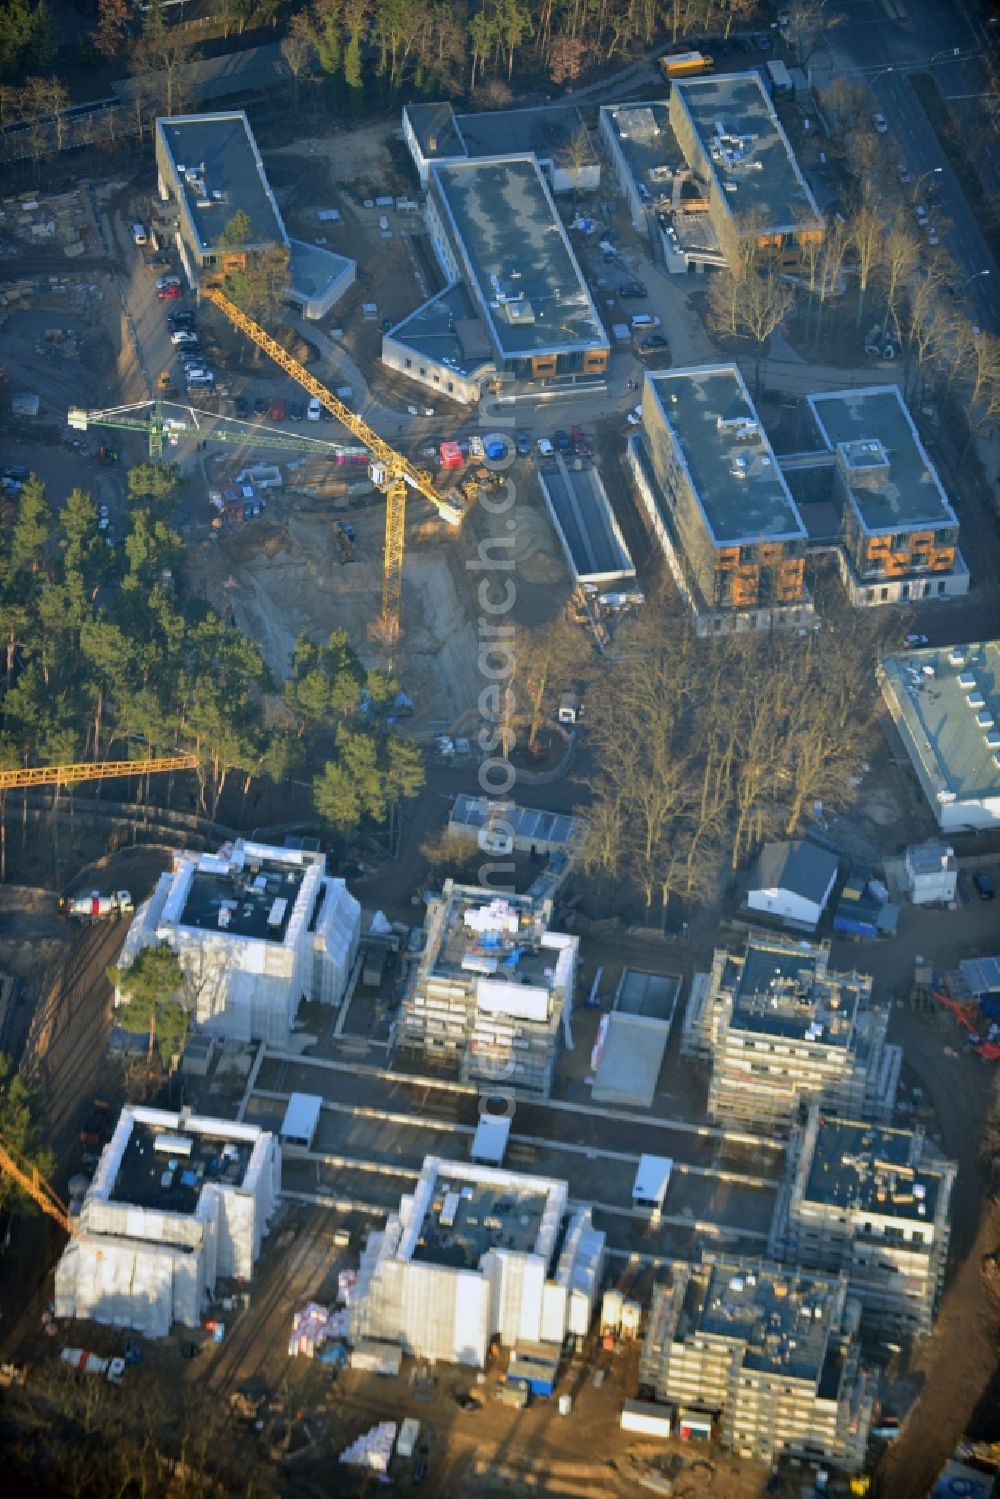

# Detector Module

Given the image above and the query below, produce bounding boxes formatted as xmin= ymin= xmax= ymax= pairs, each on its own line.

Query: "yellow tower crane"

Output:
xmin=0 ymin=1135 xmax=78 ymax=1238
xmin=200 ymin=286 xmax=465 ymax=658
xmin=0 ymin=754 xmax=199 ymax=792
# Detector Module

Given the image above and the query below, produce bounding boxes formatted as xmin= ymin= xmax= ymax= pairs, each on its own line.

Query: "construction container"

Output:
xmin=621 ymin=1399 xmax=672 ymax=1438
xmin=601 ymin=1289 xmax=623 ymax=1334
xmin=558 ymin=1394 xmax=572 ymax=1416
xmin=396 ymin=1418 xmax=420 ymax=1459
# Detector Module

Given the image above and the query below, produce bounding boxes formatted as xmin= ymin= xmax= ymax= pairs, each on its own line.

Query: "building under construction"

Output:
xmin=639 ymin=1254 xmax=874 ymax=1470
xmin=351 ymin=1154 xmax=604 ymax=1368
xmin=116 ymin=838 xmax=361 ymax=1045
xmin=682 ymin=933 xmax=896 ymax=1130
xmin=395 ymin=881 xmax=577 ymax=1099
xmin=770 ymin=1108 xmax=956 ymax=1338
xmin=54 ymin=1106 xmax=279 ymax=1337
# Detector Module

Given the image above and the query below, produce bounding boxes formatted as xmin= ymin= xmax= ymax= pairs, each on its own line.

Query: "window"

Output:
xmin=404 ymin=358 xmax=412 ymax=369
xmin=880 ymin=587 xmax=889 ymax=601
xmin=419 ymin=367 xmax=426 ymax=376
xmin=937 ymin=580 xmax=946 ymax=595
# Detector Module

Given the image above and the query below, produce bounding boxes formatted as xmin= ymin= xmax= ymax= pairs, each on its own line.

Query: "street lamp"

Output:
xmin=914 ymin=166 xmax=943 ymax=198
xmin=959 ymin=269 xmax=990 ymax=293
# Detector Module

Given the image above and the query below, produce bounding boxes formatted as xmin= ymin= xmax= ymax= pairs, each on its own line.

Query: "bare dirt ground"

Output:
xmin=876 ymin=1198 xmax=1000 ymax=1499
xmin=186 ymin=462 xmax=570 ymax=730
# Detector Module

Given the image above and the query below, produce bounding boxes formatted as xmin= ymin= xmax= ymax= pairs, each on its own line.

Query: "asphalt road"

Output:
xmin=817 ymin=0 xmax=999 ymax=334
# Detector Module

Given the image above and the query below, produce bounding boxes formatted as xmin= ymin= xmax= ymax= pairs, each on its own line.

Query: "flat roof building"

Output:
xmin=808 ymin=387 xmax=968 ymax=607
xmin=599 ymin=102 xmax=725 ymax=272
xmin=154 ymin=111 xmax=354 ymax=320
xmin=381 ymin=282 xmax=496 ymax=406
xmin=351 ymin=1155 xmax=604 ymax=1367
xmin=425 ymin=156 xmax=609 ymax=387
xmin=879 ymin=640 xmax=1000 ymax=831
xmin=771 ymin=1108 xmax=956 ymax=1338
xmin=396 ymin=880 xmax=577 ymax=1098
xmin=403 ymin=102 xmax=600 ymax=195
xmin=668 ymin=73 xmax=823 ymax=273
xmin=117 ymin=839 xmax=361 ymax=1044
xmin=639 ymin=1254 xmax=873 ymax=1469
xmin=629 ymin=364 xmax=812 ymax=633
xmin=682 ymin=933 xmax=895 ymax=1130
xmin=55 ymin=1106 xmax=279 ymax=1337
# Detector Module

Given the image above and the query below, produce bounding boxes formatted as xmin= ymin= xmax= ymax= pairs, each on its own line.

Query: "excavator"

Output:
xmin=933 ymin=989 xmax=1000 ymax=1062
xmin=200 ymin=286 xmax=467 ymax=659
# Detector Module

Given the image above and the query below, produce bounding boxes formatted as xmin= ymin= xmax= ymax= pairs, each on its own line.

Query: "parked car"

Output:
xmin=269 ymin=396 xmax=285 ymax=421
xmin=307 ymin=397 xmax=322 ymax=421
xmin=638 ymin=333 xmax=669 ymax=353
xmin=158 ymin=284 xmax=183 ymax=300
xmin=915 ymin=205 xmax=929 ymax=226
xmin=553 ymin=429 xmax=571 ymax=454
xmin=927 ymin=226 xmax=939 ymax=246
xmin=903 ymin=633 xmax=929 ymax=647
xmin=619 ymin=280 xmax=648 ymax=299
xmin=288 ymin=398 xmax=305 ymax=422
xmin=973 ymin=872 xmax=995 ymax=901
xmin=253 ymin=397 xmax=268 ymax=417
xmin=144 ymin=255 xmax=171 ymax=271
xmin=536 ymin=436 xmax=554 ymax=457
xmin=736 ymin=34 xmax=753 ymax=52
xmin=131 ymin=222 xmax=147 ymax=246
xmin=155 ymin=275 xmax=181 ymax=291
xmin=184 ymin=368 xmax=213 ymax=384
xmin=170 ymin=329 xmax=198 ymax=346
xmin=874 ymin=112 xmax=888 ymax=134
xmin=754 ymin=31 xmax=771 ymax=49
xmin=2 ymin=465 xmax=29 ymax=482
xmin=627 ymin=404 xmax=642 ymax=425
xmin=234 ymin=397 xmax=250 ymax=420
xmin=897 ymin=161 xmax=912 ymax=185
xmin=320 ymin=406 xmax=334 ymax=423
xmin=515 ymin=431 xmax=531 ymax=456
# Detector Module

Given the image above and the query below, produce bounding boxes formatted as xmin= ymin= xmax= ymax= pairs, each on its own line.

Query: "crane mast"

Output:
xmin=200 ymin=286 xmax=463 ymax=653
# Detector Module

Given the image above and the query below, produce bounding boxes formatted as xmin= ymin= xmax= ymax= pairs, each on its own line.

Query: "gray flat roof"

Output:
xmin=430 ymin=156 xmax=608 ymax=358
xmin=691 ymin=1259 xmax=838 ymax=1384
xmin=672 ymin=72 xmax=821 ymax=233
xmin=405 ymin=101 xmax=464 ymax=161
xmin=157 ymin=113 xmax=286 ymax=254
xmin=728 ymin=935 xmax=868 ymax=1044
xmin=407 ymin=102 xmax=593 ymax=169
xmin=592 ymin=1014 xmax=669 ymax=1108
xmin=808 ymin=387 xmax=957 ymax=535
xmin=289 ymin=239 xmax=352 ymax=298
xmin=601 ymin=101 xmax=679 ymax=194
xmin=880 ymin=641 xmax=1000 ymax=805
xmin=110 ymin=1119 xmax=252 ymax=1214
xmin=801 ymin=1116 xmax=947 ymax=1224
xmin=456 ymin=104 xmax=592 ymax=165
xmin=387 ymin=282 xmax=493 ymax=377
xmin=179 ymin=855 xmax=307 ymax=943
xmin=412 ymin=1177 xmax=546 ymax=1268
xmin=538 ymin=458 xmax=635 ymax=585
xmin=647 ymin=366 xmax=806 ymax=546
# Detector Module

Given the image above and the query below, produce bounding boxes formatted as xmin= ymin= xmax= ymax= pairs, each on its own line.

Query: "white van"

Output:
xmin=307 ymin=397 xmax=322 ymax=421
xmin=537 ymin=436 xmax=554 ymax=457
xmin=131 ymin=223 xmax=147 ymax=246
xmin=630 ymin=312 xmax=661 ymax=331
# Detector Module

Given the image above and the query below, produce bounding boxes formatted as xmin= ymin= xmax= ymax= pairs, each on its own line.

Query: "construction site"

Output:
xmin=2 ymin=81 xmax=1000 ymax=1499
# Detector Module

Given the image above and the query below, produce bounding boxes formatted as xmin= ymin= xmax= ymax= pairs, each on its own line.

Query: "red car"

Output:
xmin=158 ymin=283 xmax=183 ymax=300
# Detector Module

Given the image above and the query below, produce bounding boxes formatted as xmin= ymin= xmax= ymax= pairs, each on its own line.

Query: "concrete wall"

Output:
xmin=380 ymin=332 xmax=488 ymax=406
